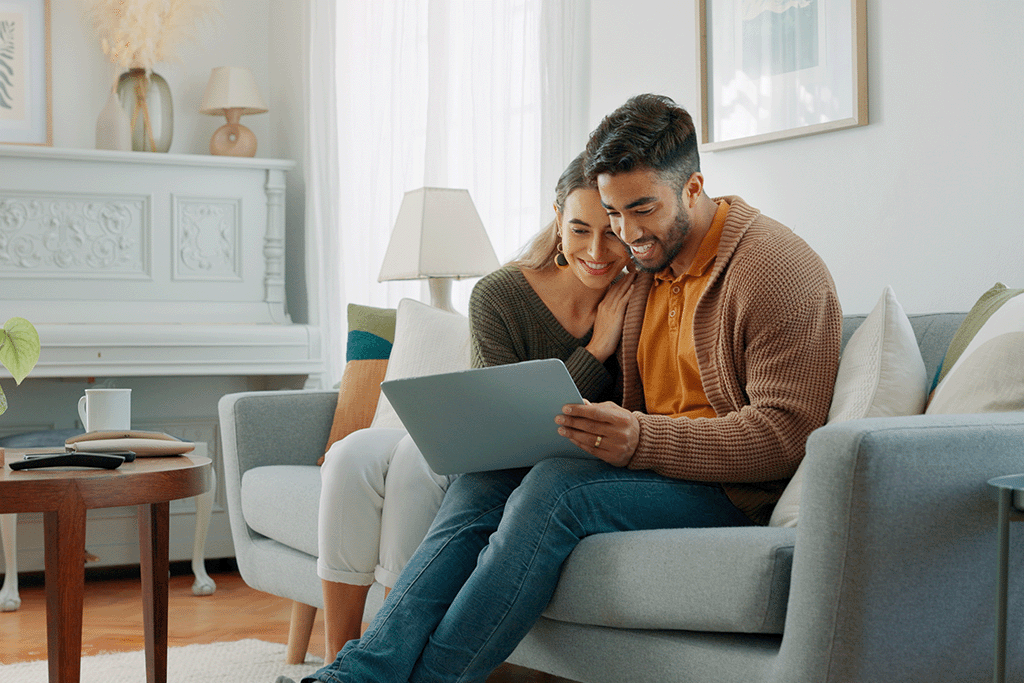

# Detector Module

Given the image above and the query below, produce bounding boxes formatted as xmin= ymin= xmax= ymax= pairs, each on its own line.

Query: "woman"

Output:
xmin=313 ymin=151 xmax=634 ymax=663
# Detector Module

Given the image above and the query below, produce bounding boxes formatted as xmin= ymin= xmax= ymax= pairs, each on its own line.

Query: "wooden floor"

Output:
xmin=0 ymin=560 xmax=569 ymax=682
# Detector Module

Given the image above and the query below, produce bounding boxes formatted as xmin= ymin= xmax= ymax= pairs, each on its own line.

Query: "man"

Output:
xmin=291 ymin=94 xmax=841 ymax=683
xmin=557 ymin=93 xmax=843 ymax=525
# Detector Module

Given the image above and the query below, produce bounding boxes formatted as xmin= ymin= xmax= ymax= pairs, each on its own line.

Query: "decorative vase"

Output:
xmin=95 ymin=89 xmax=132 ymax=151
xmin=116 ymin=68 xmax=173 ymax=153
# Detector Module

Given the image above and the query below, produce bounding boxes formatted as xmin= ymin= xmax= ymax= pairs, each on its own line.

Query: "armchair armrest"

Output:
xmin=776 ymin=411 xmax=1024 ymax=683
xmin=217 ymin=389 xmax=339 ymax=614
xmin=219 ymin=389 xmax=338 ymax=475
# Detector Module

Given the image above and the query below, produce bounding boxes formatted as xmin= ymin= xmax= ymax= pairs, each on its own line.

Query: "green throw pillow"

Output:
xmin=321 ymin=304 xmax=398 ymax=464
xmin=346 ymin=303 xmax=397 ymax=361
xmin=930 ymin=283 xmax=1024 ymax=392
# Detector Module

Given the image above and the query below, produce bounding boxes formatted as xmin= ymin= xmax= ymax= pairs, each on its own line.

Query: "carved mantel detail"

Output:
xmin=174 ymin=196 xmax=242 ymax=281
xmin=0 ymin=193 xmax=147 ymax=276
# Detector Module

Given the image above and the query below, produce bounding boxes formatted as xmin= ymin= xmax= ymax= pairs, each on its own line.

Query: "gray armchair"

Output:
xmin=218 ymin=389 xmax=385 ymax=663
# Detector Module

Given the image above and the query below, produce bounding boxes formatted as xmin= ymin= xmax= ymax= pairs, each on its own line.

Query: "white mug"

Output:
xmin=78 ymin=388 xmax=131 ymax=433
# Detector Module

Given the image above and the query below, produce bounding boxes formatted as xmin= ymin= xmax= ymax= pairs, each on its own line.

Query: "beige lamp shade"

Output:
xmin=378 ymin=188 xmax=500 ymax=311
xmin=200 ymin=67 xmax=268 ymax=116
xmin=200 ymin=67 xmax=267 ymax=157
xmin=378 ymin=188 xmax=499 ymax=281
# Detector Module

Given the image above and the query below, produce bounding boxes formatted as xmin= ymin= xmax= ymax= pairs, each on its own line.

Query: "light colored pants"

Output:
xmin=317 ymin=428 xmax=454 ymax=588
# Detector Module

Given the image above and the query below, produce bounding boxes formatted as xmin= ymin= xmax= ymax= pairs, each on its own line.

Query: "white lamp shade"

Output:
xmin=200 ymin=66 xmax=268 ymax=116
xmin=378 ymin=188 xmax=500 ymax=281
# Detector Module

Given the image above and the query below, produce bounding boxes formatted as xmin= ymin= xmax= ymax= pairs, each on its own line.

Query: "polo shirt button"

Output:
xmin=672 ymin=286 xmax=680 ymax=294
xmin=669 ymin=310 xmax=676 ymax=317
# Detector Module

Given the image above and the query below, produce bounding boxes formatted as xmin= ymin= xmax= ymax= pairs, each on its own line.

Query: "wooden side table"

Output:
xmin=988 ymin=474 xmax=1024 ymax=683
xmin=0 ymin=448 xmax=212 ymax=683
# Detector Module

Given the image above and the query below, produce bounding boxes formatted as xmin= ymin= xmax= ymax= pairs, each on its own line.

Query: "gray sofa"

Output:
xmin=218 ymin=312 xmax=1024 ymax=682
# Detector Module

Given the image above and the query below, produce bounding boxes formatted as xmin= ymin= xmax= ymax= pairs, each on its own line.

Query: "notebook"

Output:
xmin=379 ymin=358 xmax=595 ymax=475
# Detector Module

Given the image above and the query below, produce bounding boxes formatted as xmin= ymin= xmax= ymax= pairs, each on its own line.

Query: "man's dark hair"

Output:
xmin=584 ymin=94 xmax=700 ymax=193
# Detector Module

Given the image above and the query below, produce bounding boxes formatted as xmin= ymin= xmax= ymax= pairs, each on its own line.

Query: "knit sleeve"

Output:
xmin=564 ymin=346 xmax=614 ymax=402
xmin=469 ymin=269 xmax=528 ymax=369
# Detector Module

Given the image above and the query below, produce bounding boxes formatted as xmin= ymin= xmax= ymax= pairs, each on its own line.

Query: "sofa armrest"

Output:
xmin=776 ymin=411 xmax=1024 ymax=683
xmin=219 ymin=389 xmax=338 ymax=475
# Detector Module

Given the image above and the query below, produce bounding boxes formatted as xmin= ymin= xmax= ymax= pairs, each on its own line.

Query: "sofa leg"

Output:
xmin=286 ymin=601 xmax=318 ymax=665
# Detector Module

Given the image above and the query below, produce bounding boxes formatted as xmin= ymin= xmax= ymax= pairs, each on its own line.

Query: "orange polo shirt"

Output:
xmin=637 ymin=200 xmax=729 ymax=419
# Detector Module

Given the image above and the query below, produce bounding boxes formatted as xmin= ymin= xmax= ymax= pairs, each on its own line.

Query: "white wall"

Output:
xmin=590 ymin=0 xmax=1024 ymax=315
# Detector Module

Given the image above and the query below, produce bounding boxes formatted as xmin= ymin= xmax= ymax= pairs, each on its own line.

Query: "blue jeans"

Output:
xmin=305 ymin=457 xmax=752 ymax=683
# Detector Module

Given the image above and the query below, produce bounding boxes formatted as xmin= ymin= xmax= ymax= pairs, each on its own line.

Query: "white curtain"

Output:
xmin=306 ymin=0 xmax=589 ymax=387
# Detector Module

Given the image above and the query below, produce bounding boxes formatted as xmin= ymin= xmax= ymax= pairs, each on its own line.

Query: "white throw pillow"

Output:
xmin=927 ymin=293 xmax=1024 ymax=414
xmin=769 ymin=286 xmax=927 ymax=528
xmin=370 ymin=298 xmax=472 ymax=430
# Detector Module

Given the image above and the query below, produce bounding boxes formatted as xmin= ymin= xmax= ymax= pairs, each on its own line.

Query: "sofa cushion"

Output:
xmin=542 ymin=527 xmax=795 ymax=634
xmin=240 ymin=465 xmax=321 ymax=557
xmin=927 ymin=289 xmax=1024 ymax=414
xmin=930 ymin=282 xmax=1023 ymax=391
xmin=370 ymin=298 xmax=471 ymax=430
xmin=321 ymin=304 xmax=397 ymax=464
xmin=770 ymin=286 xmax=927 ymax=528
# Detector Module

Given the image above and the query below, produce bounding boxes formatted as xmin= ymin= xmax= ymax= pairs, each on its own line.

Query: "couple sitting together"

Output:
xmin=286 ymin=93 xmax=842 ymax=683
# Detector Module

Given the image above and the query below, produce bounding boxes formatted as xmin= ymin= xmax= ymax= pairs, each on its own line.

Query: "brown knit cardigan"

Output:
xmin=621 ymin=196 xmax=843 ymax=525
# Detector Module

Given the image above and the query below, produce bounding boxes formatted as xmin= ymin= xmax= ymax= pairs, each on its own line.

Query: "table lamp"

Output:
xmin=378 ymin=187 xmax=500 ymax=312
xmin=199 ymin=66 xmax=268 ymax=157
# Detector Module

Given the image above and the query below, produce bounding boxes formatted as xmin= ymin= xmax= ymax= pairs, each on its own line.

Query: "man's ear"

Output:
xmin=684 ymin=172 xmax=704 ymax=208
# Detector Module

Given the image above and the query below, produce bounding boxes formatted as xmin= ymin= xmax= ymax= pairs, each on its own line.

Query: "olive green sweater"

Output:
xmin=469 ymin=265 xmax=618 ymax=403
xmin=621 ymin=196 xmax=843 ymax=525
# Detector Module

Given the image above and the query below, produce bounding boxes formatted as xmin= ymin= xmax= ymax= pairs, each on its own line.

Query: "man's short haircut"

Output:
xmin=584 ymin=94 xmax=700 ymax=193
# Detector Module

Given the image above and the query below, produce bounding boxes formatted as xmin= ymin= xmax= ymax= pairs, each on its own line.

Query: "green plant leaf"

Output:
xmin=0 ymin=385 xmax=7 ymax=416
xmin=0 ymin=317 xmax=41 ymax=385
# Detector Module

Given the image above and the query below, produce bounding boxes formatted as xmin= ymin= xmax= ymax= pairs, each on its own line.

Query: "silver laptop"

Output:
xmin=380 ymin=358 xmax=595 ymax=475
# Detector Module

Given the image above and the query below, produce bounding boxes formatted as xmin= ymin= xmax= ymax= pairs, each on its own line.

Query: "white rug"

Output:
xmin=0 ymin=638 xmax=324 ymax=683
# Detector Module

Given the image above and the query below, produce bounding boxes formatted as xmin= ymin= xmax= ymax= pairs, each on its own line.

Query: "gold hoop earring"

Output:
xmin=555 ymin=242 xmax=569 ymax=269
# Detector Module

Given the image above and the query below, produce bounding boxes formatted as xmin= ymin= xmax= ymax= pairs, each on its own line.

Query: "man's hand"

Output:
xmin=556 ymin=401 xmax=640 ymax=467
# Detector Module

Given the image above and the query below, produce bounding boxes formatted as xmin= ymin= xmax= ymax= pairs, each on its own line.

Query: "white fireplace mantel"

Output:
xmin=0 ymin=145 xmax=321 ymax=379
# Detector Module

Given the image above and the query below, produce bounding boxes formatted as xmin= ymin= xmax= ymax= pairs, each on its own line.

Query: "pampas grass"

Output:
xmin=81 ymin=0 xmax=222 ymax=72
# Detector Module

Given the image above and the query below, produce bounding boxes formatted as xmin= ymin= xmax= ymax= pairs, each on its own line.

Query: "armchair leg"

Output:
xmin=286 ymin=601 xmax=318 ymax=665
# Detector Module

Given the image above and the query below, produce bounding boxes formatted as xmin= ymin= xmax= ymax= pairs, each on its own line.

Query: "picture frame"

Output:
xmin=697 ymin=0 xmax=867 ymax=151
xmin=0 ymin=0 xmax=52 ymax=146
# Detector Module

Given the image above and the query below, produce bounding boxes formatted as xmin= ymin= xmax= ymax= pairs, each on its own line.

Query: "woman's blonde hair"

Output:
xmin=508 ymin=151 xmax=593 ymax=271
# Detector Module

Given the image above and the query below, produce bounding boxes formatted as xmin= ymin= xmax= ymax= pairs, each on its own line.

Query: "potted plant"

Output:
xmin=0 ymin=318 xmax=40 ymax=415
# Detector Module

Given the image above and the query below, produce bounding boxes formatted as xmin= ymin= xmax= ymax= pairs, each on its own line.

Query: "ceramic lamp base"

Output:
xmin=210 ymin=121 xmax=257 ymax=157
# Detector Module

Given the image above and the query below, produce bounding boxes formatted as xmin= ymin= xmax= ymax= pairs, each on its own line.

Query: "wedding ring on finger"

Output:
xmin=594 ymin=435 xmax=603 ymax=449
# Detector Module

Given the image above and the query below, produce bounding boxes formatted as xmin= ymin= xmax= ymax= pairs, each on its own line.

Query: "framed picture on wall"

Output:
xmin=697 ymin=0 xmax=867 ymax=151
xmin=0 ymin=0 xmax=52 ymax=146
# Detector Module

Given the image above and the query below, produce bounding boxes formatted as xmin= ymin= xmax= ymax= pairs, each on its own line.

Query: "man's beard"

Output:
xmin=631 ymin=207 xmax=690 ymax=273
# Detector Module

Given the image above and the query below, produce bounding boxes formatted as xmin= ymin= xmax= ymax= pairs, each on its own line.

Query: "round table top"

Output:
xmin=0 ymin=448 xmax=212 ymax=514
xmin=989 ymin=474 xmax=1024 ymax=513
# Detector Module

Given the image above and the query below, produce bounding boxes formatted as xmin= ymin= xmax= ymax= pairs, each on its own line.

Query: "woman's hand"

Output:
xmin=585 ymin=271 xmax=635 ymax=362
